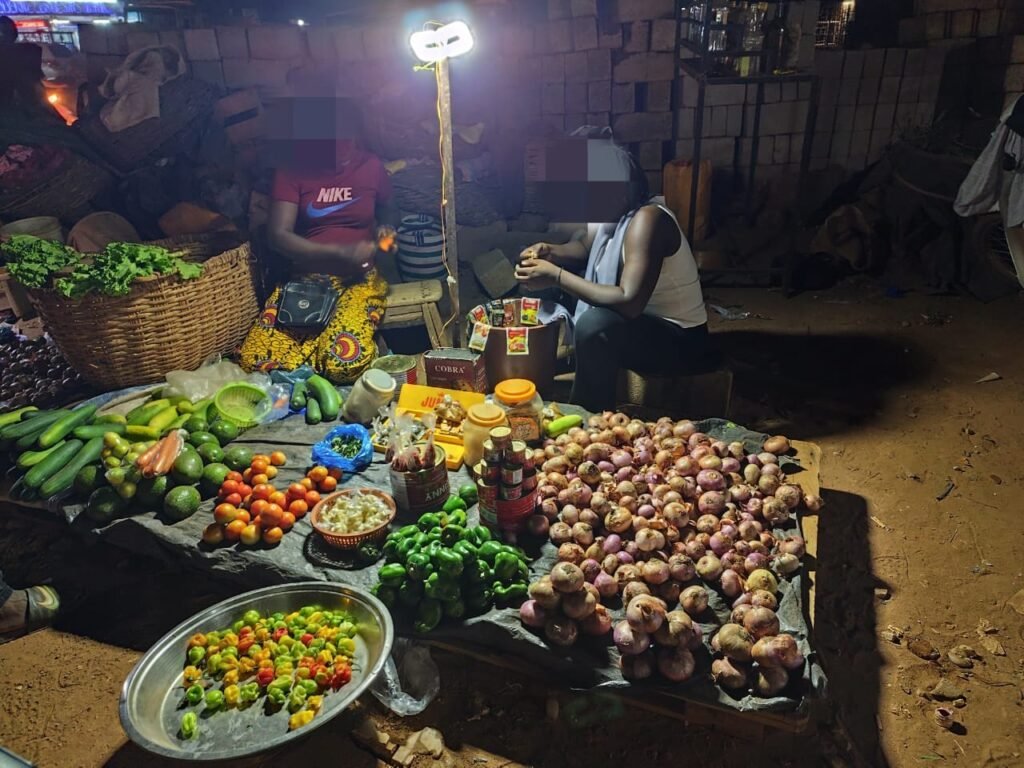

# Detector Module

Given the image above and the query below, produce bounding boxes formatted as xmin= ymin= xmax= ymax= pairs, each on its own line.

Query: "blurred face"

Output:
xmin=526 ymin=138 xmax=637 ymax=223
xmin=264 ymin=97 xmax=364 ymax=172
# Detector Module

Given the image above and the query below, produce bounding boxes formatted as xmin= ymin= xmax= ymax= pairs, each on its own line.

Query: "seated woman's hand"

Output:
xmin=520 ymin=243 xmax=552 ymax=262
xmin=376 ymin=226 xmax=398 ymax=255
xmin=515 ymin=257 xmax=560 ymax=290
xmin=349 ymin=240 xmax=378 ymax=273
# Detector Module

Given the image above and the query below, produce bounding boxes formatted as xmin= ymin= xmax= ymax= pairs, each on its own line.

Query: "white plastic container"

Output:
xmin=342 ymin=368 xmax=396 ymax=424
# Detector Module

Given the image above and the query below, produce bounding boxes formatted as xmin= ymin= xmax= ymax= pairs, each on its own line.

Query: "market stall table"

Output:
xmin=0 ymin=397 xmax=825 ymax=738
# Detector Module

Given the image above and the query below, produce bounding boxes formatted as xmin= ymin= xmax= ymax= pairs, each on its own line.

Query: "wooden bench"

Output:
xmin=380 ymin=279 xmax=451 ymax=349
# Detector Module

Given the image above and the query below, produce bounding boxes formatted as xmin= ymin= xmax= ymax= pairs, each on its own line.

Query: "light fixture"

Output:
xmin=409 ymin=21 xmax=473 ymax=64
xmin=296 ymin=19 xmax=306 ymax=26
xmin=47 ymin=93 xmax=59 ymax=104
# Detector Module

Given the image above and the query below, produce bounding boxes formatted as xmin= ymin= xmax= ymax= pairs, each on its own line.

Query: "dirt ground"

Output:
xmin=1 ymin=281 xmax=1023 ymax=768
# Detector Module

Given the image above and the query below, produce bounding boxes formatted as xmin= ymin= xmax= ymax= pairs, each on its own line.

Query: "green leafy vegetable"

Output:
xmin=1 ymin=236 xmax=77 ymax=288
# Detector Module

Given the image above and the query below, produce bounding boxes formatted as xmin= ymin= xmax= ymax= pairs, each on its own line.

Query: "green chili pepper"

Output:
xmin=443 ymin=598 xmax=466 ymax=619
xmin=405 ymin=552 xmax=433 ymax=581
xmin=477 ymin=540 xmax=503 ymax=565
xmin=187 ymin=646 xmax=206 ymax=665
xmin=443 ymin=495 xmax=467 ymax=513
xmin=440 ymin=523 xmax=466 ymax=547
xmin=465 ymin=587 xmax=494 ymax=613
xmin=431 ymin=547 xmax=463 ymax=578
xmin=417 ymin=512 xmax=442 ymax=532
xmin=185 ymin=684 xmax=204 ymax=706
xmin=373 ymin=583 xmax=397 ymax=608
xmin=267 ymin=686 xmax=287 ymax=706
xmin=398 ymin=579 xmax=424 ymax=608
xmin=424 ymin=572 xmax=461 ymax=602
xmin=204 ymin=689 xmax=225 ymax=711
xmin=414 ymin=599 xmax=443 ymax=634
xmin=378 ymin=563 xmax=407 ymax=587
xmin=180 ymin=711 xmax=198 ymax=739
xmin=242 ymin=609 xmax=261 ymax=626
xmin=452 ymin=539 xmax=477 ymax=565
xmin=463 ymin=559 xmax=493 ymax=586
xmin=462 ymin=526 xmax=491 ymax=547
xmin=239 ymin=682 xmax=260 ymax=704
xmin=493 ymin=551 xmax=520 ymax=582
xmin=493 ymin=583 xmax=529 ymax=604
xmin=301 ymin=678 xmax=318 ymax=696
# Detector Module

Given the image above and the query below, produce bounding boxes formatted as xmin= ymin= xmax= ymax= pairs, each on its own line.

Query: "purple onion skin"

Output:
xmin=519 ymin=600 xmax=548 ymax=628
xmin=621 ymin=651 xmax=655 ymax=681
xmin=613 ymin=620 xmax=651 ymax=656
xmin=594 ymin=571 xmax=618 ymax=598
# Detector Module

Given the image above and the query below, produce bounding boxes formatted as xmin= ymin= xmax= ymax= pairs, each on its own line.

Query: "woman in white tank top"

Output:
xmin=515 ymin=138 xmax=711 ymax=411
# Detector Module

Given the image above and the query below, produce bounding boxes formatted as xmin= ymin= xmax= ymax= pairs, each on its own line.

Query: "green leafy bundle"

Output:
xmin=1 ymin=236 xmax=78 ymax=288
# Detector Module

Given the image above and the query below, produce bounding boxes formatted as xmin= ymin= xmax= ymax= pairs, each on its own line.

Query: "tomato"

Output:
xmin=265 ymin=466 xmax=278 ymax=480
xmin=251 ymin=484 xmax=272 ymax=501
xmin=279 ymin=512 xmax=296 ymax=531
xmin=261 ymin=503 xmax=284 ymax=528
xmin=238 ymin=483 xmax=253 ymax=499
xmin=251 ymin=458 xmax=270 ymax=475
xmin=268 ymin=491 xmax=288 ymax=508
xmin=251 ymin=473 xmax=270 ymax=486
xmin=288 ymin=499 xmax=309 ymax=517
xmin=262 ymin=527 xmax=284 ymax=545
xmin=220 ymin=480 xmax=241 ymax=497
xmin=225 ymin=492 xmax=243 ymax=507
xmin=286 ymin=483 xmax=306 ymax=499
xmin=252 ymin=454 xmax=271 ymax=466
xmin=226 ymin=471 xmax=244 ymax=484
xmin=235 ymin=509 xmax=251 ymax=525
xmin=242 ymin=467 xmax=253 ymax=483
xmin=270 ymin=451 xmax=287 ymax=467
xmin=224 ymin=519 xmax=246 ymax=542
xmin=250 ymin=499 xmax=270 ymax=517
xmin=308 ymin=466 xmax=328 ymax=483
xmin=240 ymin=524 xmax=261 ymax=546
xmin=319 ymin=476 xmax=338 ymax=493
xmin=202 ymin=523 xmax=225 ymax=545
xmin=300 ymin=477 xmax=314 ymax=490
xmin=304 ymin=490 xmax=321 ymax=507
xmin=214 ymin=503 xmax=238 ymax=525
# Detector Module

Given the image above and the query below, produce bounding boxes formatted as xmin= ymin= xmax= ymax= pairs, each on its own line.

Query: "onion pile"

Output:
xmin=520 ymin=414 xmax=816 ymax=696
xmin=520 ymin=562 xmax=613 ymax=647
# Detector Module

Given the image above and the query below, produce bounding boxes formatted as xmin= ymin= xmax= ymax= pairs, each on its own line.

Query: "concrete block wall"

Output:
xmin=903 ymin=0 xmax=1022 ymax=46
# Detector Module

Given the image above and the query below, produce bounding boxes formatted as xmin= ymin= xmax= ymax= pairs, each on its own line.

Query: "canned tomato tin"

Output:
xmin=388 ymin=444 xmax=449 ymax=515
xmin=501 ymin=462 xmax=523 ymax=486
xmin=500 ymin=483 xmax=523 ymax=501
xmin=521 ymin=468 xmax=537 ymax=492
xmin=477 ymin=478 xmax=498 ymax=510
xmin=480 ymin=461 xmax=501 ymax=484
xmin=522 ymin=452 xmax=535 ymax=472
xmin=482 ymin=439 xmax=502 ymax=464
xmin=509 ymin=441 xmax=527 ymax=465
xmin=489 ymin=426 xmax=512 ymax=450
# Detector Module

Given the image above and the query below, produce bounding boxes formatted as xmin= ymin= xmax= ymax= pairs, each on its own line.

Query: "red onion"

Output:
xmin=696 ymin=514 xmax=719 ymax=534
xmin=743 ymin=464 xmax=761 ymax=484
xmin=713 ymin=623 xmax=754 ymax=662
xmin=684 ymin=539 xmax=706 ymax=559
xmin=616 ymin=551 xmax=635 ymax=565
xmin=614 ymin=466 xmax=632 ymax=482
xmin=626 ymin=595 xmax=667 ymax=633
xmin=761 ymin=497 xmax=790 ymax=525
xmin=615 ymin=480 xmax=638 ymax=499
xmin=618 ymin=495 xmax=638 ymax=513
xmin=622 ymin=581 xmax=651 ymax=604
xmin=728 ymin=483 xmax=752 ymax=503
xmin=742 ymin=497 xmax=763 ymax=517
xmin=674 ymin=456 xmax=699 ymax=476
xmin=580 ymin=558 xmax=602 ymax=583
xmin=519 ymin=600 xmax=548 ymax=628
xmin=581 ymin=603 xmax=612 ymax=636
xmin=698 ymin=491 xmax=726 ymax=515
xmin=610 ymin=450 xmax=631 ymax=469
xmin=721 ymin=551 xmax=746 ymax=573
xmin=562 ymin=585 xmax=598 ymax=619
xmin=551 ymin=562 xmax=585 ymax=593
xmin=527 ymin=515 xmax=550 ymax=537
xmin=560 ymin=505 xmax=580 ymax=526
xmin=680 ymin=585 xmax=709 ymax=615
xmin=760 ymin=463 xmax=781 ymax=478
xmin=743 ymin=607 xmax=780 ymax=639
xmin=601 ymin=554 xmax=620 ymax=575
xmin=752 ymin=665 xmax=789 ymax=697
xmin=720 ymin=568 xmax=745 ymax=598
xmin=657 ymin=646 xmax=695 ymax=682
xmin=737 ymin=520 xmax=762 ymax=541
xmin=712 ymin=658 xmax=749 ymax=690
xmin=688 ymin=432 xmax=710 ymax=449
xmin=778 ymin=536 xmax=805 ymax=557
xmin=584 ymin=541 xmax=604 ymax=561
xmin=637 ymin=503 xmax=656 ymax=519
xmin=564 ymin=443 xmax=584 ymax=466
xmin=752 ymin=634 xmax=804 ymax=670
xmin=642 ymin=558 xmax=671 ymax=585
xmin=696 ymin=553 xmax=723 ymax=582
xmin=744 ymin=552 xmax=769 ymax=573
xmin=550 ymin=522 xmax=573 ymax=545
xmin=594 ymin=570 xmax=618 ymax=598
xmin=750 ymin=589 xmax=778 ymax=610
xmin=758 ymin=475 xmax=781 ymax=496
xmin=803 ymin=493 xmax=824 ymax=512
xmin=635 ymin=449 xmax=653 ymax=466
xmin=544 ymin=617 xmax=579 ymax=647
xmin=695 ymin=532 xmax=711 ymax=548
xmin=710 ymin=440 xmax=727 ymax=457
xmin=668 ymin=554 xmax=696 ymax=582
xmin=745 ymin=453 xmax=762 ymax=467
xmin=558 ymin=543 xmax=585 ymax=565
xmin=690 ymin=445 xmax=711 ymax=461
xmin=775 ymin=484 xmax=802 ymax=509
xmin=734 ymin=540 xmax=751 ymax=557
xmin=746 ymin=569 xmax=779 ymax=594
xmin=597 ymin=461 xmax=615 ymax=474
xmin=572 ymin=522 xmax=594 ymax=547
xmin=541 ymin=498 xmax=559 ymax=520
xmin=698 ymin=454 xmax=723 ymax=471
xmin=614 ymin=620 xmax=651 ymax=655
xmin=757 ymin=532 xmax=775 ymax=548
xmin=579 ymin=509 xmax=600 ymax=527
xmin=602 ymin=533 xmax=622 ymax=554
xmin=621 ymin=651 xmax=655 ymax=680
xmin=709 ymin=531 xmax=734 ymax=557
xmin=679 ymin=476 xmax=700 ymax=498
xmin=653 ymin=610 xmax=695 ymax=647
xmin=635 ymin=528 xmax=665 ymax=553
xmin=774 ymin=553 xmax=801 ymax=575
xmin=731 ymin=603 xmax=754 ymax=625
xmin=615 ymin=564 xmax=642 ymax=590
xmin=758 ymin=452 xmax=778 ymax=465
xmin=696 ymin=469 xmax=725 ymax=491
xmin=657 ymin=579 xmax=682 ymax=604
xmin=605 ymin=508 xmax=633 ymax=534
xmin=722 ymin=458 xmax=743 ymax=474
xmin=577 ymin=461 xmax=601 ymax=486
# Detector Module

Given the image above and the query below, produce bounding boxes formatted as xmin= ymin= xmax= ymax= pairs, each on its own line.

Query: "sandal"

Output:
xmin=0 ymin=586 xmax=59 ymax=644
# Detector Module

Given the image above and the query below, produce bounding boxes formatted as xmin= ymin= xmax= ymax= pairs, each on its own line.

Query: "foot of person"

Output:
xmin=0 ymin=586 xmax=59 ymax=643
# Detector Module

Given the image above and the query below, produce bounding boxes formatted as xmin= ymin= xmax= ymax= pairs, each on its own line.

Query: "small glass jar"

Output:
xmin=463 ymin=402 xmax=508 ymax=470
xmin=341 ymin=368 xmax=396 ymax=424
xmin=494 ymin=379 xmax=544 ymax=444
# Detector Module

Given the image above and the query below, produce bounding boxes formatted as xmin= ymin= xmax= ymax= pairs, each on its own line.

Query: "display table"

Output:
xmin=1 ymin=403 xmax=825 ymax=734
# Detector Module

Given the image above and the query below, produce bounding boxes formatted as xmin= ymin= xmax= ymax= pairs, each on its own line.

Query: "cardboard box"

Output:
xmin=423 ymin=348 xmax=488 ymax=393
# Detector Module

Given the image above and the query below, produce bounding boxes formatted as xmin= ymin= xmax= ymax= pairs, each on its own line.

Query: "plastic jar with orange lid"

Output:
xmin=494 ymin=379 xmax=544 ymax=444
xmin=463 ymin=402 xmax=509 ymax=470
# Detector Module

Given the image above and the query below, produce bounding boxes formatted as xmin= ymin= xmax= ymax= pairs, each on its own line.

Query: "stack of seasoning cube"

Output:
xmin=475 ymin=426 xmax=538 ymax=533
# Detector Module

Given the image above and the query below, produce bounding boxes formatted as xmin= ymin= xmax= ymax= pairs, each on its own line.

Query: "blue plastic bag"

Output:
xmin=312 ymin=424 xmax=374 ymax=473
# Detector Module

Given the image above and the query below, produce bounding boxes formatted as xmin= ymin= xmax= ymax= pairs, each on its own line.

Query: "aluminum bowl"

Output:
xmin=119 ymin=582 xmax=393 ymax=761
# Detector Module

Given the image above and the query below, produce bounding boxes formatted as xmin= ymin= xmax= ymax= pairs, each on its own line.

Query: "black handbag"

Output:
xmin=275 ymin=278 xmax=339 ymax=333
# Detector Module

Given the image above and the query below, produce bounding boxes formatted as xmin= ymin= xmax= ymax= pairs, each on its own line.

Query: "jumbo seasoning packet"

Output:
xmin=468 ymin=304 xmax=487 ymax=324
xmin=503 ymin=298 xmax=519 ymax=327
xmin=506 ymin=327 xmax=528 ymax=355
xmin=468 ymin=322 xmax=491 ymax=352
xmin=520 ymin=297 xmax=540 ymax=326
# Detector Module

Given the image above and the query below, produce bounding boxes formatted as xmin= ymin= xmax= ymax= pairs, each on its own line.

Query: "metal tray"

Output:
xmin=119 ymin=582 xmax=394 ymax=761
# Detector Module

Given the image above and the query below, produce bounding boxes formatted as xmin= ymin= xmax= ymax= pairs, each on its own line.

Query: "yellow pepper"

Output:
xmin=258 ymin=659 xmax=274 ymax=670
xmin=219 ymin=656 xmax=239 ymax=671
xmin=222 ymin=632 xmax=239 ymax=648
xmin=255 ymin=628 xmax=270 ymax=642
xmin=238 ymin=657 xmax=257 ymax=677
xmin=307 ymin=612 xmax=324 ymax=625
xmin=316 ymin=650 xmax=334 ymax=665
xmin=182 ymin=666 xmax=201 ymax=685
xmin=222 ymin=669 xmax=239 ymax=686
xmin=187 ymin=634 xmax=207 ymax=649
xmin=338 ymin=638 xmax=356 ymax=654
xmin=224 ymin=684 xmax=240 ymax=707
xmin=288 ymin=710 xmax=315 ymax=731
xmin=306 ymin=695 xmax=323 ymax=713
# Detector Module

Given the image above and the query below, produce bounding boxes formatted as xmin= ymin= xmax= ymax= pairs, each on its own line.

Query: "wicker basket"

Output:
xmin=310 ymin=489 xmax=397 ymax=550
xmin=27 ymin=238 xmax=259 ymax=390
xmin=0 ymin=153 xmax=114 ymax=224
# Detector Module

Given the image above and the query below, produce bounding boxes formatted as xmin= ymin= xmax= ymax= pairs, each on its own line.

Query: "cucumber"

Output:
xmin=24 ymin=439 xmax=83 ymax=489
xmin=39 ymin=404 xmax=98 ymax=449
xmin=290 ymin=381 xmax=308 ymax=412
xmin=74 ymin=423 xmax=126 ymax=440
xmin=94 ymin=413 xmax=128 ymax=425
xmin=306 ymin=375 xmax=340 ymax=420
xmin=126 ymin=399 xmax=170 ymax=426
xmin=305 ymin=398 xmax=322 ymax=425
xmin=0 ymin=406 xmax=39 ymax=429
xmin=544 ymin=414 xmax=584 ymax=438
xmin=40 ymin=436 xmax=105 ymax=498
xmin=148 ymin=406 xmax=180 ymax=432
xmin=1 ymin=409 xmax=64 ymax=441
xmin=13 ymin=411 xmax=70 ymax=451
xmin=17 ymin=441 xmax=67 ymax=470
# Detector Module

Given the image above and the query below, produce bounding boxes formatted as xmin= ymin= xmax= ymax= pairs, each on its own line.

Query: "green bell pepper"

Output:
xmin=516 ymin=560 xmax=530 ymax=583
xmin=396 ymin=537 xmax=420 ymax=564
xmin=417 ymin=512 xmax=442 ymax=532
xmin=493 ymin=582 xmax=529 ymax=604
xmin=477 ymin=540 xmax=503 ymax=565
xmin=493 ymin=551 xmax=520 ymax=582
xmin=414 ymin=598 xmax=443 ymax=633
xmin=446 ymin=509 xmax=468 ymax=527
xmin=383 ymin=540 xmax=401 ymax=563
xmin=204 ymin=689 xmax=225 ymax=711
xmin=180 ymin=711 xmax=198 ymax=739
xmin=239 ymin=682 xmax=260 ymax=704
xmin=424 ymin=572 xmax=461 ymax=602
xmin=398 ymin=579 xmax=423 ymax=608
xmin=501 ymin=543 xmax=529 ymax=562
xmin=373 ymin=584 xmax=397 ymax=608
xmin=462 ymin=526 xmax=491 ymax=547
xmin=443 ymin=598 xmax=466 ymax=620
xmin=465 ymin=586 xmax=493 ymax=613
xmin=440 ymin=523 xmax=466 ymax=547
xmin=185 ymin=684 xmax=204 ymax=706
xmin=395 ymin=524 xmax=420 ymax=539
xmin=463 ymin=559 xmax=493 ymax=586
xmin=187 ymin=646 xmax=205 ymax=665
xmin=378 ymin=563 xmax=407 ymax=588
xmin=452 ymin=539 xmax=477 ymax=565
xmin=431 ymin=547 xmax=463 ymax=578
xmin=443 ymin=495 xmax=467 ymax=513
xmin=425 ymin=530 xmax=443 ymax=545
xmin=405 ymin=552 xmax=433 ymax=581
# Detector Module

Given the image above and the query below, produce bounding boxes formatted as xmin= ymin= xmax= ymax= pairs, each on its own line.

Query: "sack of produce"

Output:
xmin=312 ymin=424 xmax=373 ymax=473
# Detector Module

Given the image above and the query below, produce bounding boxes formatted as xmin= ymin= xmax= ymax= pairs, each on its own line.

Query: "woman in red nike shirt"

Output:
xmin=240 ymin=101 xmax=397 ymax=382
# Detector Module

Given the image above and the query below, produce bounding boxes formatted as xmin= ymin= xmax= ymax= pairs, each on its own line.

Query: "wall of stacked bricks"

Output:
xmin=75 ymin=0 xmax=1024 ymax=205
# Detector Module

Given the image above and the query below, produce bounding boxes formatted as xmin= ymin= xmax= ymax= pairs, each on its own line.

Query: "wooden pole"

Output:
xmin=437 ymin=57 xmax=460 ymax=347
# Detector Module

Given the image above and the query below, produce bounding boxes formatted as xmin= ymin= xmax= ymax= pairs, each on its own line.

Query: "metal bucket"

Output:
xmin=388 ymin=444 xmax=450 ymax=516
xmin=483 ymin=319 xmax=562 ymax=398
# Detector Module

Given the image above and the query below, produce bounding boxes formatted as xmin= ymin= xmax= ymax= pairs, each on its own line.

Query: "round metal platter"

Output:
xmin=119 ymin=582 xmax=393 ymax=761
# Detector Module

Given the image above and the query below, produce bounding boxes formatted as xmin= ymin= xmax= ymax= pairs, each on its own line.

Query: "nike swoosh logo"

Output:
xmin=307 ymin=199 xmax=358 ymax=218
